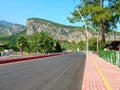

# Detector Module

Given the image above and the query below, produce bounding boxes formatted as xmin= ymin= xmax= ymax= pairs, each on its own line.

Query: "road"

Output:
xmin=0 ymin=52 xmax=86 ymax=90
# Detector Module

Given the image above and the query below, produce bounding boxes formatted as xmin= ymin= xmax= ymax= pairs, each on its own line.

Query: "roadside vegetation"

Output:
xmin=68 ymin=0 xmax=120 ymax=43
xmin=67 ymin=0 xmax=120 ymax=67
xmin=0 ymin=0 xmax=120 ymax=56
xmin=0 ymin=31 xmax=62 ymax=55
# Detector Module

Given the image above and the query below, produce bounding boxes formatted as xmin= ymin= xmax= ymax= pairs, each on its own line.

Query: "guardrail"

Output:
xmin=98 ymin=50 xmax=120 ymax=68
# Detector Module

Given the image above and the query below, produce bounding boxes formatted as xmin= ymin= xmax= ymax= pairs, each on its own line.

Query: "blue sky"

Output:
xmin=0 ymin=0 xmax=120 ymax=31
xmin=0 ymin=0 xmax=80 ymax=26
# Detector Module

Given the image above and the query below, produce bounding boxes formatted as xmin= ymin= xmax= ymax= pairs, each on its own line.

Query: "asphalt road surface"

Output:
xmin=0 ymin=52 xmax=86 ymax=90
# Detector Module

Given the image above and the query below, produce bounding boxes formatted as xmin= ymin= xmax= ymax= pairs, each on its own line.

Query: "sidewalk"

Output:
xmin=82 ymin=53 xmax=120 ymax=90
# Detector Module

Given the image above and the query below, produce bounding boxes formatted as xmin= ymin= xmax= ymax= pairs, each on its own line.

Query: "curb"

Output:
xmin=0 ymin=53 xmax=71 ymax=64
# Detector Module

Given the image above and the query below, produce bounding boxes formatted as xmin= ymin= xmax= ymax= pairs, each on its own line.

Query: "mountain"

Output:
xmin=0 ymin=20 xmax=25 ymax=37
xmin=0 ymin=20 xmax=13 ymax=26
xmin=26 ymin=18 xmax=91 ymax=42
xmin=0 ymin=18 xmax=120 ymax=43
xmin=26 ymin=18 xmax=120 ymax=42
xmin=9 ymin=24 xmax=25 ymax=35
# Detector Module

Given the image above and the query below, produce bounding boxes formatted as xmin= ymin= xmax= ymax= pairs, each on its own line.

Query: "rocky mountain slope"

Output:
xmin=26 ymin=18 xmax=120 ymax=42
xmin=26 ymin=18 xmax=92 ymax=42
xmin=0 ymin=18 xmax=120 ymax=43
xmin=0 ymin=20 xmax=25 ymax=37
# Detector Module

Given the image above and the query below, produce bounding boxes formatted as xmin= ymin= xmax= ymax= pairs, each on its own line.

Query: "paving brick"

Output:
xmin=82 ymin=53 xmax=120 ymax=90
xmin=82 ymin=54 xmax=106 ymax=90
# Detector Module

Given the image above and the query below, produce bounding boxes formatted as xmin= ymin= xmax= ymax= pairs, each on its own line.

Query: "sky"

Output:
xmin=0 ymin=0 xmax=120 ymax=31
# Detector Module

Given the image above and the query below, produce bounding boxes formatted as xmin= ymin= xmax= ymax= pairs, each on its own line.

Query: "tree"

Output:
xmin=68 ymin=0 xmax=120 ymax=43
xmin=76 ymin=40 xmax=86 ymax=51
xmin=54 ymin=41 xmax=62 ymax=52
xmin=29 ymin=32 xmax=40 ymax=53
xmin=88 ymin=37 xmax=97 ymax=51
xmin=16 ymin=35 xmax=28 ymax=55
xmin=0 ymin=40 xmax=10 ymax=50
xmin=30 ymin=31 xmax=56 ymax=53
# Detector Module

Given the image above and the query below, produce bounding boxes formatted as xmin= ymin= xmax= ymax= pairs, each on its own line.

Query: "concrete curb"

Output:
xmin=0 ymin=52 xmax=71 ymax=64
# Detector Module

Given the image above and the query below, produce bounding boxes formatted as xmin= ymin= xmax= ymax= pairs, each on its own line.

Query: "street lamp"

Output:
xmin=76 ymin=9 xmax=89 ymax=53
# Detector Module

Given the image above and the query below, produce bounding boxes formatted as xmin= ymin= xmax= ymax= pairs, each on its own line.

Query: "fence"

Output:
xmin=98 ymin=50 xmax=120 ymax=68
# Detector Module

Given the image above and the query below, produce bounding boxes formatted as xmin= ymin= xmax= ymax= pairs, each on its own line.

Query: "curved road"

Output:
xmin=0 ymin=52 xmax=86 ymax=90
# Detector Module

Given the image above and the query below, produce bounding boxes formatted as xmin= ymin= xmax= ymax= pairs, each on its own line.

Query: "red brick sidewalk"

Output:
xmin=82 ymin=53 xmax=120 ymax=90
